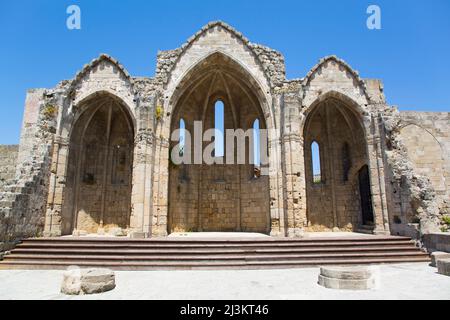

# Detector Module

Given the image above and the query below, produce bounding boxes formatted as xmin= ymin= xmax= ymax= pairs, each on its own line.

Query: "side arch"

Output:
xmin=300 ymin=91 xmax=388 ymax=233
xmin=45 ymin=91 xmax=136 ymax=236
xmin=302 ymin=56 xmax=370 ymax=109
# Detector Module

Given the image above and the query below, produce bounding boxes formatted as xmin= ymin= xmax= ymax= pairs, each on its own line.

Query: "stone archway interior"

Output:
xmin=61 ymin=94 xmax=134 ymax=235
xmin=303 ymin=98 xmax=370 ymax=231
xmin=168 ymin=53 xmax=270 ymax=234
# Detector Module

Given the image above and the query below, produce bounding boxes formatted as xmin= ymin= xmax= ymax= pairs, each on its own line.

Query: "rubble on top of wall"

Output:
xmin=133 ymin=77 xmax=160 ymax=101
xmin=154 ymin=49 xmax=182 ymax=90
xmin=248 ymin=43 xmax=286 ymax=88
xmin=274 ymin=79 xmax=303 ymax=94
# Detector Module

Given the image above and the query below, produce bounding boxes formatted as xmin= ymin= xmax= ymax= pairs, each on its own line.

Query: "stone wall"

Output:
xmin=0 ymin=145 xmax=18 ymax=189
xmin=399 ymin=112 xmax=450 ymax=218
xmin=382 ymin=109 xmax=446 ymax=238
xmin=0 ymin=88 xmax=60 ymax=250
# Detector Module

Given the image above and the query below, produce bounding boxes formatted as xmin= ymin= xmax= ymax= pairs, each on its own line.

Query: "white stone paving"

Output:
xmin=0 ymin=263 xmax=449 ymax=300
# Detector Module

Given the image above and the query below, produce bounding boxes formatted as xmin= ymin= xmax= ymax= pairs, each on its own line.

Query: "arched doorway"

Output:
xmin=61 ymin=93 xmax=134 ymax=235
xmin=168 ymin=52 xmax=270 ymax=234
xmin=358 ymin=165 xmax=375 ymax=225
xmin=303 ymin=97 xmax=373 ymax=232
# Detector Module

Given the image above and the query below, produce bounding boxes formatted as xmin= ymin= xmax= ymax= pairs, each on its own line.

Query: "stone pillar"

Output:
xmin=266 ymin=96 xmax=285 ymax=237
xmin=281 ymin=93 xmax=306 ymax=237
xmin=268 ymin=135 xmax=285 ymax=237
xmin=44 ymin=137 xmax=70 ymax=237
xmin=365 ymin=113 xmax=390 ymax=235
xmin=151 ymin=135 xmax=169 ymax=237
xmin=282 ymin=134 xmax=305 ymax=236
xmin=129 ymin=130 xmax=153 ymax=236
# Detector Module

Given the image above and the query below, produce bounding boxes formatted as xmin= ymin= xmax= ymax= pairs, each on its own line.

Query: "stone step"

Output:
xmin=21 ymin=235 xmax=412 ymax=243
xmin=3 ymin=251 xmax=429 ymax=262
xmin=11 ymin=246 xmax=422 ymax=255
xmin=17 ymin=239 xmax=415 ymax=248
xmin=0 ymin=236 xmax=429 ymax=270
xmin=0 ymin=257 xmax=431 ymax=271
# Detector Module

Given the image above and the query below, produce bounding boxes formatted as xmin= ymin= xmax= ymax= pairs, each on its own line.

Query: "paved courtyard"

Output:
xmin=0 ymin=262 xmax=449 ymax=300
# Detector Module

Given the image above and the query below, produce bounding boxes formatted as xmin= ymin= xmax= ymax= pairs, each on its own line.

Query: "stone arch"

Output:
xmin=68 ymin=54 xmax=137 ymax=98
xmin=59 ymin=91 xmax=135 ymax=235
xmin=301 ymin=90 xmax=369 ymax=135
xmin=302 ymin=56 xmax=370 ymax=109
xmin=59 ymin=55 xmax=138 ymax=140
xmin=162 ymin=21 xmax=278 ymax=94
xmin=167 ymin=50 xmax=274 ymax=130
xmin=302 ymin=93 xmax=373 ymax=232
xmin=65 ymin=90 xmax=137 ymax=140
xmin=166 ymin=51 xmax=272 ymax=234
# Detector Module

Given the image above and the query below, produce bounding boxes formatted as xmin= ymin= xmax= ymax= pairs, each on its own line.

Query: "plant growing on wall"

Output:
xmin=155 ymin=105 xmax=163 ymax=121
xmin=442 ymin=215 xmax=450 ymax=232
xmin=42 ymin=104 xmax=58 ymax=120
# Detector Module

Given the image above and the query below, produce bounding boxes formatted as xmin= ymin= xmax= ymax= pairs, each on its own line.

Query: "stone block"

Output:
xmin=72 ymin=229 xmax=88 ymax=237
xmin=430 ymin=252 xmax=450 ymax=267
xmin=108 ymin=227 xmax=127 ymax=237
xmin=437 ymin=258 xmax=450 ymax=277
xmin=425 ymin=233 xmax=450 ymax=253
xmin=61 ymin=267 xmax=116 ymax=295
xmin=318 ymin=266 xmax=378 ymax=290
xmin=129 ymin=231 xmax=148 ymax=239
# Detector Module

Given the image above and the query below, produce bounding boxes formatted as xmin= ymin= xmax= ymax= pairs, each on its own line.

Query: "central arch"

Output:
xmin=168 ymin=52 xmax=271 ymax=234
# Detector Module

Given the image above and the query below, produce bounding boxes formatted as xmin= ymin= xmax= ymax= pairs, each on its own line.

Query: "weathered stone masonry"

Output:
xmin=0 ymin=21 xmax=448 ymax=250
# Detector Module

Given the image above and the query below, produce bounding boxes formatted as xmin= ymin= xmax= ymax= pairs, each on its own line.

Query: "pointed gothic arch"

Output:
xmin=167 ymin=51 xmax=271 ymax=234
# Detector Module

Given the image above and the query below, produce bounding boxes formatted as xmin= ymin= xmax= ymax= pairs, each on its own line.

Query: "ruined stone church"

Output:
xmin=1 ymin=21 xmax=449 ymax=250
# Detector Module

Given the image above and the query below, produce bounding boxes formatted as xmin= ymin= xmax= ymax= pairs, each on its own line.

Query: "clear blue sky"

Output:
xmin=0 ymin=0 xmax=449 ymax=145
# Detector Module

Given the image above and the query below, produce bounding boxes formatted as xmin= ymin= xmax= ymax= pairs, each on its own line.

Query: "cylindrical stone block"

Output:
xmin=318 ymin=266 xmax=378 ymax=290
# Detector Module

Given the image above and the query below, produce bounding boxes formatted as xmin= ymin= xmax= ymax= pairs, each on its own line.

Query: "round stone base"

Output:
xmin=318 ymin=266 xmax=378 ymax=290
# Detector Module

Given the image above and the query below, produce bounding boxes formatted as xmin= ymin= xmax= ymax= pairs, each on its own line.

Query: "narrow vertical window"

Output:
xmin=179 ymin=118 xmax=186 ymax=157
xmin=253 ymin=119 xmax=261 ymax=178
xmin=311 ymin=141 xmax=322 ymax=184
xmin=214 ymin=100 xmax=224 ymax=157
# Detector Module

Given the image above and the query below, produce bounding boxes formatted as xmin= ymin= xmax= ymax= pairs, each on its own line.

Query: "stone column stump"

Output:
xmin=61 ymin=267 xmax=116 ymax=295
xmin=437 ymin=258 xmax=450 ymax=277
xmin=431 ymin=252 xmax=450 ymax=267
xmin=318 ymin=266 xmax=379 ymax=290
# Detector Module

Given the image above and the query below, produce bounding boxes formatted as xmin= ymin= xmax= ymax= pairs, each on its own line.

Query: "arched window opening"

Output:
xmin=342 ymin=142 xmax=351 ymax=182
xmin=179 ymin=118 xmax=186 ymax=158
xmin=253 ymin=119 xmax=261 ymax=178
xmin=214 ymin=101 xmax=224 ymax=158
xmin=311 ymin=141 xmax=322 ymax=184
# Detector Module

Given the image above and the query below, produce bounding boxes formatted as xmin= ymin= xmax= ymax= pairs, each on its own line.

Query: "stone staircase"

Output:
xmin=0 ymin=235 xmax=430 ymax=270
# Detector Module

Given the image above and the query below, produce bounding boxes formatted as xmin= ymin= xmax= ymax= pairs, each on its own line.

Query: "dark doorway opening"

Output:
xmin=358 ymin=165 xmax=375 ymax=225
